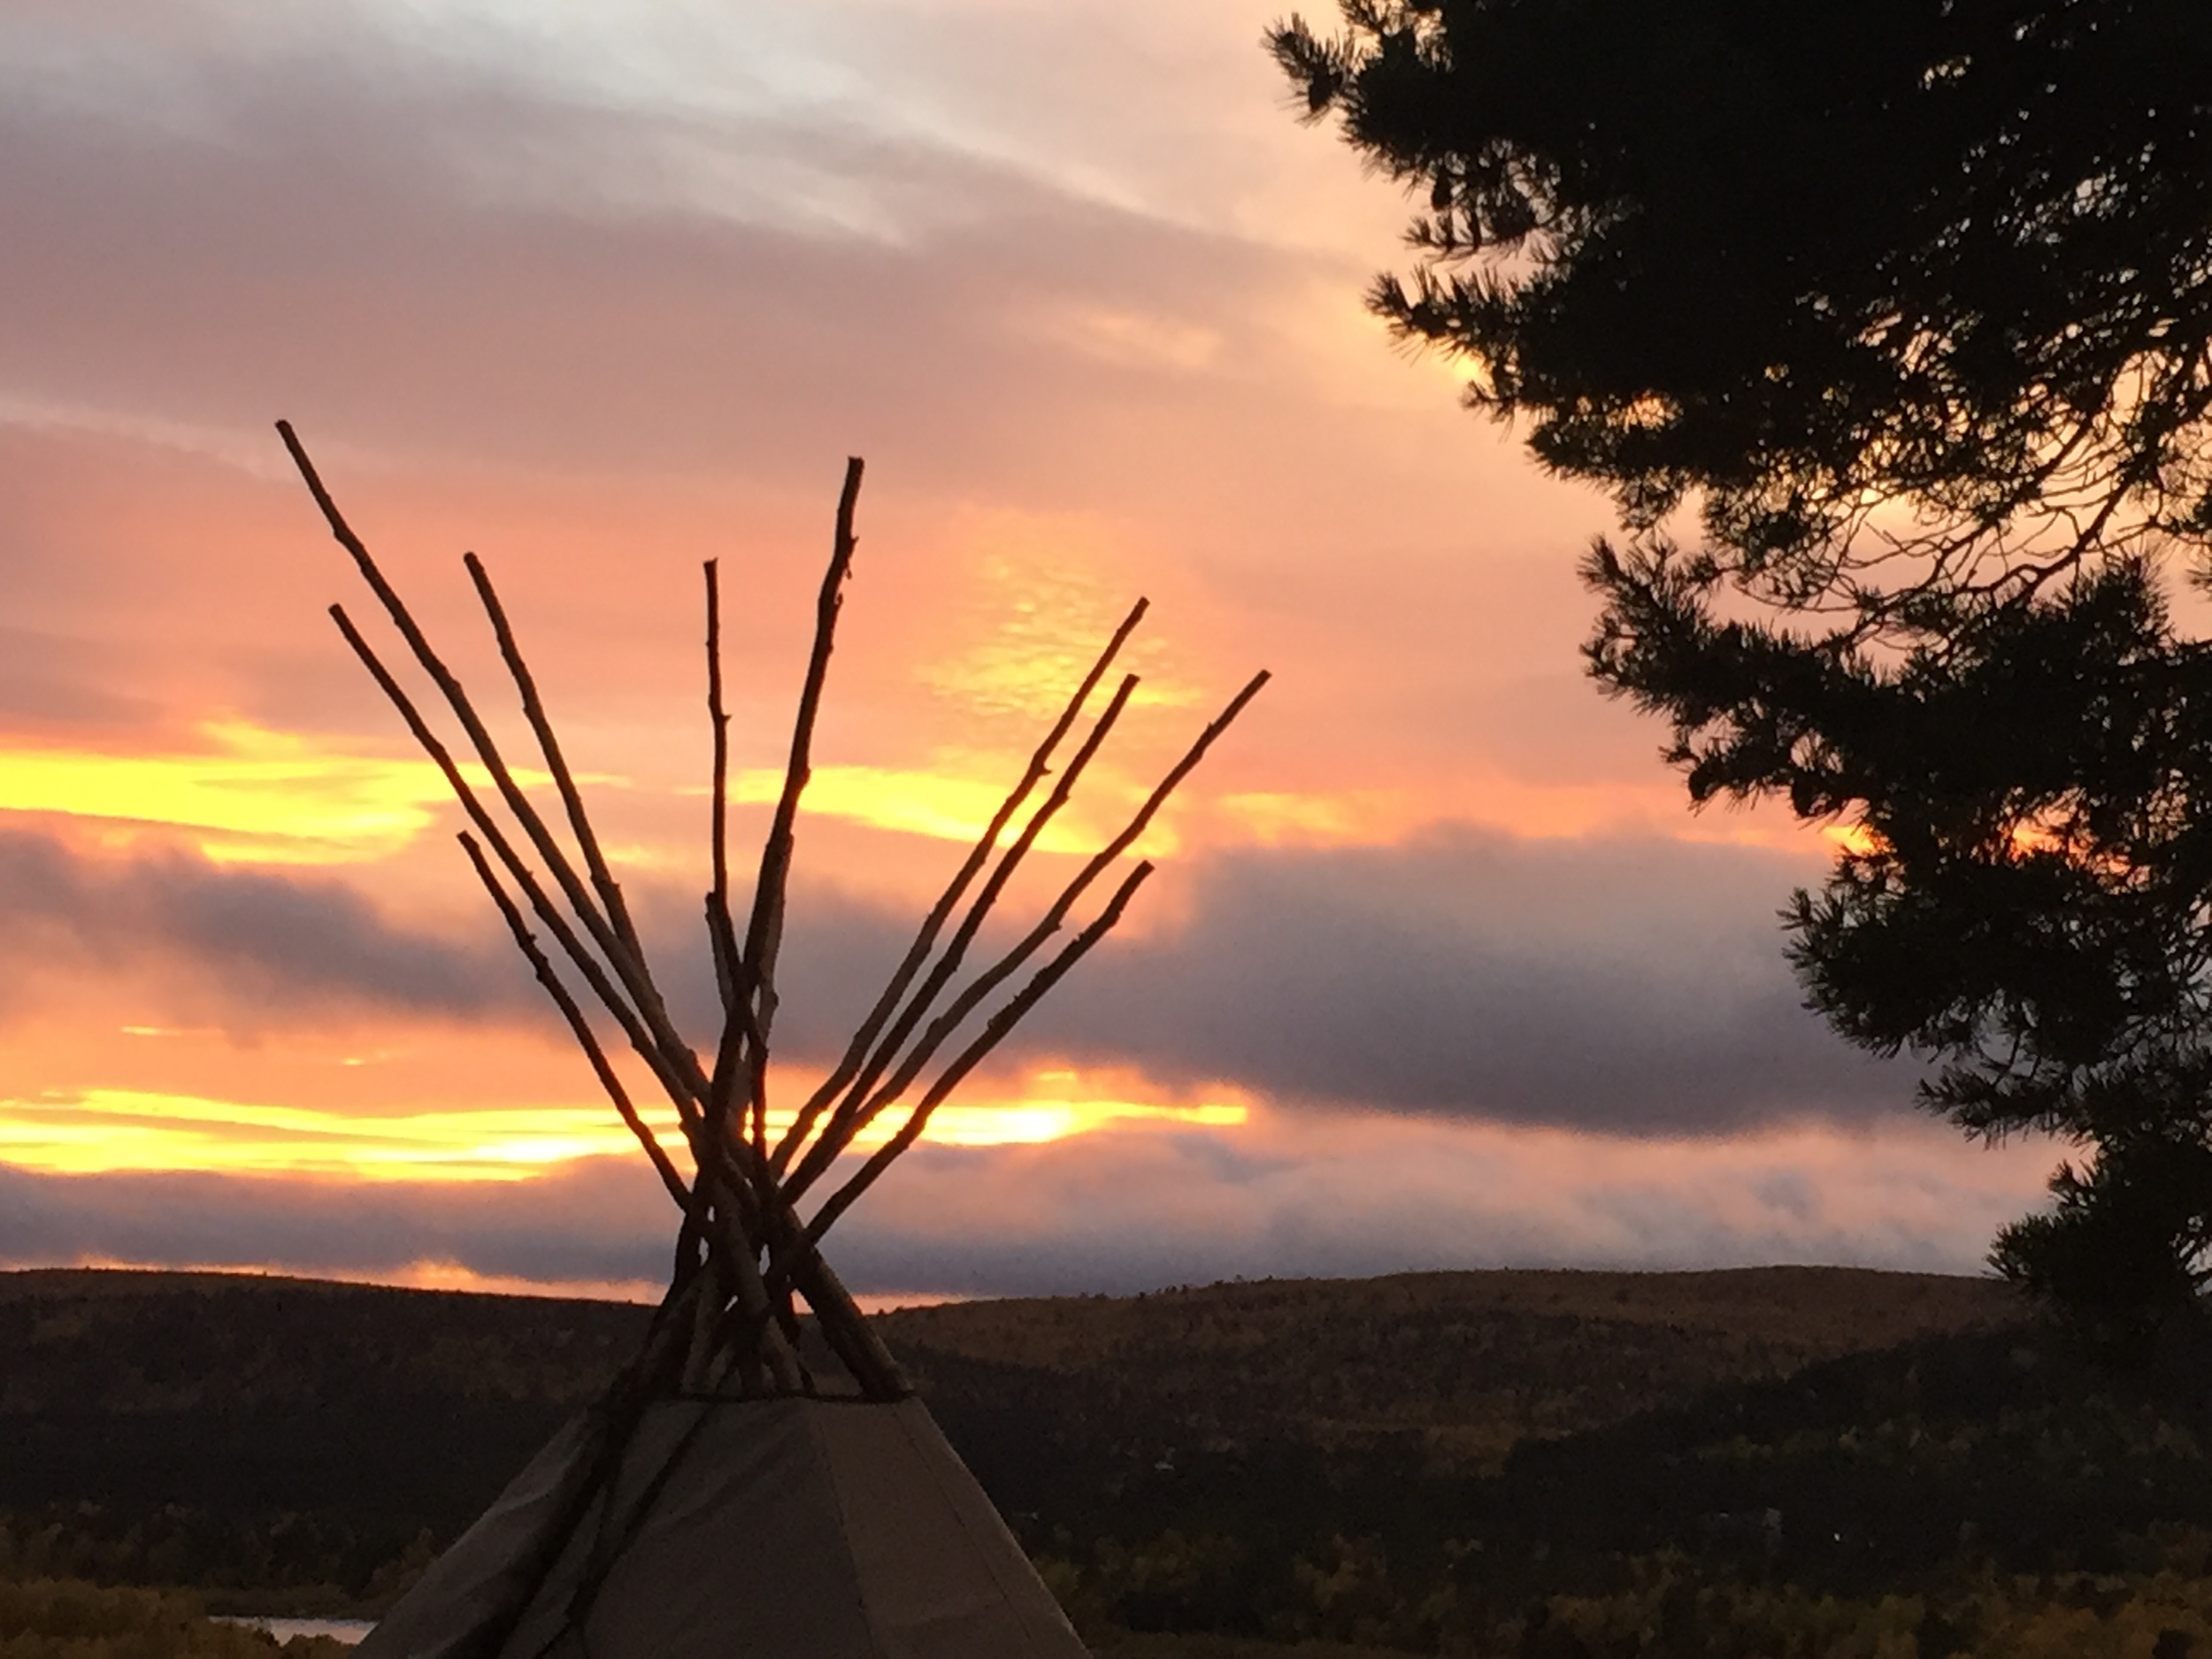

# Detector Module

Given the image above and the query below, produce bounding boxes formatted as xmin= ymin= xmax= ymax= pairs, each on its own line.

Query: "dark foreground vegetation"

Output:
xmin=0 ymin=1577 xmax=349 ymax=1658
xmin=9 ymin=1267 xmax=2212 ymax=1655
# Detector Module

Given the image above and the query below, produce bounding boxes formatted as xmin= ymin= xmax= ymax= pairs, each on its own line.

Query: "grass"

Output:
xmin=0 ymin=1578 xmax=345 ymax=1658
xmin=1092 ymin=1636 xmax=1413 ymax=1659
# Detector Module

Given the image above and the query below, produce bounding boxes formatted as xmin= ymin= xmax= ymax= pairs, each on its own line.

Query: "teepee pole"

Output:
xmin=705 ymin=560 xmax=734 ymax=942
xmin=703 ymin=557 xmax=745 ymax=1031
xmin=787 ymin=669 xmax=1269 ymax=1196
xmin=739 ymin=457 xmax=864 ymax=1045
xmin=770 ymin=598 xmax=1148 ymax=1177
xmin=783 ymin=671 xmax=1142 ymax=1194
xmin=325 ymin=604 xmax=704 ymax=1130
xmin=465 ymin=552 xmax=647 ymax=964
xmin=774 ymin=1228 xmax=909 ymax=1396
xmin=284 ymin=419 xmax=1261 ymax=1407
xmin=280 ymin=425 xmax=702 ymax=1107
xmin=457 ymin=832 xmax=692 ymax=1211
xmin=804 ymin=860 xmax=1154 ymax=1244
xmin=680 ymin=1161 xmax=804 ymax=1394
xmin=698 ymin=559 xmax=787 ymax=1201
xmin=291 ymin=433 xmax=794 ymax=1211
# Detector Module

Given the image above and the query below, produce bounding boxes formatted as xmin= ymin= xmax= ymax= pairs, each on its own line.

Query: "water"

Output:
xmin=215 ymin=1616 xmax=376 ymax=1647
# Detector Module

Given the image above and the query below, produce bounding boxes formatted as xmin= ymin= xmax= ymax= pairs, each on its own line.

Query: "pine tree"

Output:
xmin=1272 ymin=0 xmax=2212 ymax=1332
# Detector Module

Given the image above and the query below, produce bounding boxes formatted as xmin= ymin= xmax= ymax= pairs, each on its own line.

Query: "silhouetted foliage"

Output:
xmin=1269 ymin=0 xmax=2212 ymax=1326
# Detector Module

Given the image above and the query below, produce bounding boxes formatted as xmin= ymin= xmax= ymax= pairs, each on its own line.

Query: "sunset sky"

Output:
xmin=0 ymin=0 xmax=2060 ymax=1302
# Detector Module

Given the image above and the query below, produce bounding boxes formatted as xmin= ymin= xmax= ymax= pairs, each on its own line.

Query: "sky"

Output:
xmin=0 ymin=0 xmax=2062 ymax=1303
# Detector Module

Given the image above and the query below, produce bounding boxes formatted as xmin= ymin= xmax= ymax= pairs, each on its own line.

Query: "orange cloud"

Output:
xmin=0 ymin=1068 xmax=1249 ymax=1184
xmin=726 ymin=763 xmax=1115 ymax=854
xmin=0 ymin=718 xmax=556 ymax=864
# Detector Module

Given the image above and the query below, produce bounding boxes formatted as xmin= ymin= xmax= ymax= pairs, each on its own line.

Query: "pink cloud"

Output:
xmin=0 ymin=2 xmax=2000 ymax=1289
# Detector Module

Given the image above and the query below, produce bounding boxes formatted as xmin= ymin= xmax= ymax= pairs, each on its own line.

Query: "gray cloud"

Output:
xmin=677 ymin=829 xmax=1909 ymax=1136
xmin=0 ymin=829 xmax=524 ymax=1021
xmin=0 ymin=1118 xmax=2032 ymax=1300
xmin=0 ymin=0 xmax=1895 ymax=1125
xmin=0 ymin=6 xmax=1985 ymax=1297
xmin=0 ymin=1160 xmax=670 ymax=1289
xmin=0 ymin=13 xmax=1296 ymax=499
xmin=0 ymin=823 xmax=1903 ymax=1135
xmin=1026 ymin=829 xmax=1907 ymax=1133
xmin=0 ymin=626 xmax=159 ymax=732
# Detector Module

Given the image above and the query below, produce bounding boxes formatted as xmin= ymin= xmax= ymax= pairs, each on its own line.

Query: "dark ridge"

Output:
xmin=45 ymin=1263 xmax=2212 ymax=1643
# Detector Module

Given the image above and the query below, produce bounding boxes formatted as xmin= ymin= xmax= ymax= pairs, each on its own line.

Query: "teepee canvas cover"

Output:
xmin=275 ymin=426 xmax=1263 ymax=1659
xmin=365 ymin=1398 xmax=1082 ymax=1659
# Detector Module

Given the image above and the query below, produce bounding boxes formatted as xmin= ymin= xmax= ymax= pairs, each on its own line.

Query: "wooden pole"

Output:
xmin=326 ymin=603 xmax=704 ymax=1131
xmin=739 ymin=457 xmax=864 ymax=1048
xmin=465 ymin=551 xmax=646 ymax=964
xmin=771 ymin=598 xmax=1148 ymax=1176
xmin=283 ymin=420 xmax=1256 ymax=1403
xmin=805 ymin=861 xmax=1154 ymax=1243
xmin=785 ymin=671 xmax=1141 ymax=1193
xmin=788 ymin=669 xmax=1271 ymax=1197
xmin=280 ymin=423 xmax=699 ymax=1107
xmin=457 ymin=832 xmax=691 ymax=1212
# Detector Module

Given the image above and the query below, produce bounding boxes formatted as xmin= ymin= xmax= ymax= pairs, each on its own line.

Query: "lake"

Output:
xmin=217 ymin=1616 xmax=376 ymax=1646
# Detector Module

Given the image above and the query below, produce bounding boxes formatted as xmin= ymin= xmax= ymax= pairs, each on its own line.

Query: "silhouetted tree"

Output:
xmin=1271 ymin=0 xmax=2212 ymax=1329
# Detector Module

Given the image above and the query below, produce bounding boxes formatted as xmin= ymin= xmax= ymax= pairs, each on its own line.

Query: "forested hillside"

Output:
xmin=12 ymin=1267 xmax=2212 ymax=1655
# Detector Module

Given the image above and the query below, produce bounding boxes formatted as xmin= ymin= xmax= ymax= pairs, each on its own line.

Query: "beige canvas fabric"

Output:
xmin=358 ymin=1398 xmax=1087 ymax=1659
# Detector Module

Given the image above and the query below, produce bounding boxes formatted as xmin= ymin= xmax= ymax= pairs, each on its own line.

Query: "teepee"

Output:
xmin=274 ymin=426 xmax=1265 ymax=1659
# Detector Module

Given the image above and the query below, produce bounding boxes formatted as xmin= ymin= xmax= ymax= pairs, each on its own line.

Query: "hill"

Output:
xmin=14 ymin=1264 xmax=2212 ymax=1654
xmin=885 ymin=1266 xmax=2016 ymax=1471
